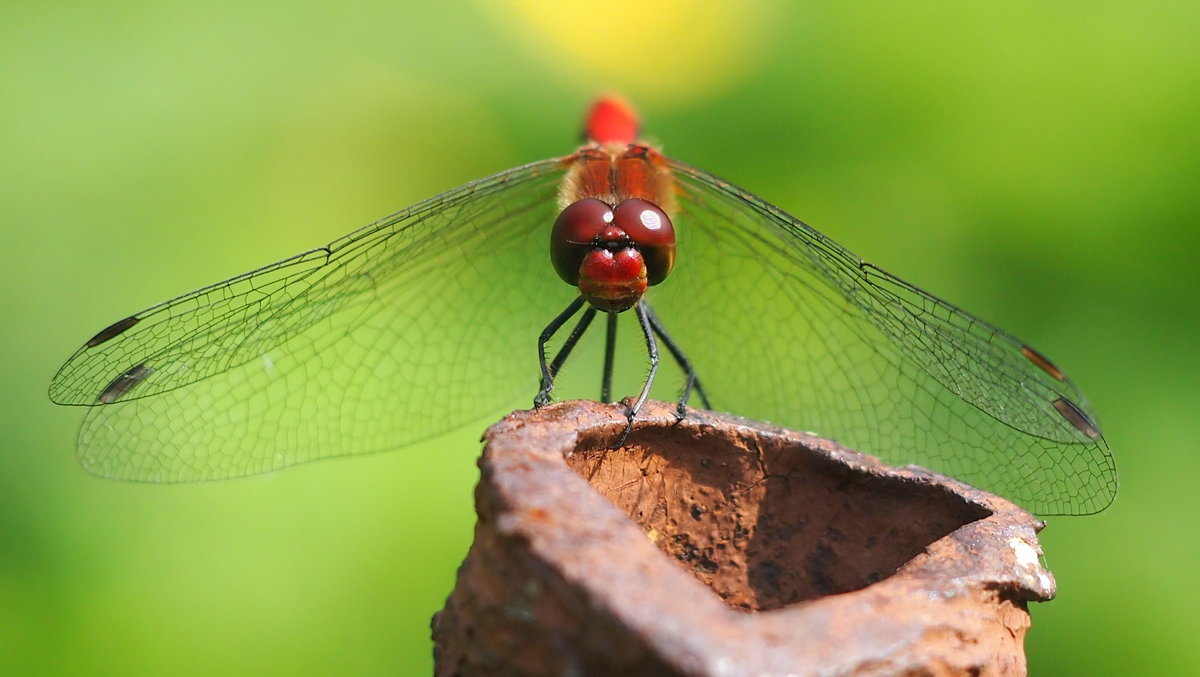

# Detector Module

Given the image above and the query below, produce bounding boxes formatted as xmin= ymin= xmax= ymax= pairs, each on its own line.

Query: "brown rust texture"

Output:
xmin=432 ymin=401 xmax=1056 ymax=677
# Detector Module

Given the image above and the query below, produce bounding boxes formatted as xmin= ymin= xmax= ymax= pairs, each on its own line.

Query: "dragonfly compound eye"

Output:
xmin=612 ymin=199 xmax=675 ymax=285
xmin=551 ymin=198 xmax=614 ymax=285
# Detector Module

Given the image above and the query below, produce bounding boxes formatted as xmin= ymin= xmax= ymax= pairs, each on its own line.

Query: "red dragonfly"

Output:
xmin=49 ymin=97 xmax=1116 ymax=515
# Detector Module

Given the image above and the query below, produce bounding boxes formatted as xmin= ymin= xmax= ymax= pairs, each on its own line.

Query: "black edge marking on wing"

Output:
xmin=1051 ymin=397 xmax=1101 ymax=440
xmin=98 ymin=363 xmax=154 ymax=404
xmin=1020 ymin=345 xmax=1065 ymax=381
xmin=86 ymin=315 xmax=140 ymax=348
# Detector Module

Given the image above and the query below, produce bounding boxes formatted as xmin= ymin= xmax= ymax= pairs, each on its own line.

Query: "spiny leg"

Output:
xmin=616 ymin=300 xmax=661 ymax=446
xmin=601 ymin=311 xmax=617 ymax=403
xmin=535 ymin=296 xmax=586 ymax=408
xmin=644 ymin=301 xmax=711 ymax=418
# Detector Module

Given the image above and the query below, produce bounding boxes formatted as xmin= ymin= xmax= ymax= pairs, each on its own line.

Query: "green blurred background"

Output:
xmin=3 ymin=1 xmax=1196 ymax=674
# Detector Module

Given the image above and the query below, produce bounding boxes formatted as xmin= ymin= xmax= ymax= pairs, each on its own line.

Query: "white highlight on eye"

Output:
xmin=639 ymin=209 xmax=662 ymax=230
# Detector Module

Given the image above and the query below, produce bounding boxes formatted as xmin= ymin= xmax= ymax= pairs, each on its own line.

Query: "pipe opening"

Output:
xmin=566 ymin=423 xmax=990 ymax=611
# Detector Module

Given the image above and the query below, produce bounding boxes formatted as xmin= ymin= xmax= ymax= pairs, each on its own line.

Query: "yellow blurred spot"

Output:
xmin=492 ymin=0 xmax=771 ymax=102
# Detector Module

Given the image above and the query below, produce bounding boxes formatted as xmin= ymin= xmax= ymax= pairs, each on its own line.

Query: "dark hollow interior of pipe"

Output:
xmin=565 ymin=424 xmax=990 ymax=611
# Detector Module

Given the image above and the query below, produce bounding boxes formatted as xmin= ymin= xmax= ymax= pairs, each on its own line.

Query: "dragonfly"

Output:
xmin=49 ymin=96 xmax=1116 ymax=515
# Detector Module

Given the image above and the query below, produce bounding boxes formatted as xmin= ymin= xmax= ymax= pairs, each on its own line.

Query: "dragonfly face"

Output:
xmin=49 ymin=97 xmax=1116 ymax=515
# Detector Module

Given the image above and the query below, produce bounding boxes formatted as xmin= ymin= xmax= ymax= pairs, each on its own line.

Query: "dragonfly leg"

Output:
xmin=535 ymin=296 xmax=586 ymax=408
xmin=549 ymin=306 xmax=597 ymax=381
xmin=616 ymin=301 xmax=660 ymax=446
xmin=601 ymin=311 xmax=617 ymax=403
xmin=644 ymin=301 xmax=711 ymax=419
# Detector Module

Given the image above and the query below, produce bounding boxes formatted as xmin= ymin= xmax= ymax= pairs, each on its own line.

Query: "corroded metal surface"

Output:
xmin=432 ymin=401 xmax=1055 ymax=676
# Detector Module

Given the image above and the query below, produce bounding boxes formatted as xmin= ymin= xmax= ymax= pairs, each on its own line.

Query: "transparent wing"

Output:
xmin=50 ymin=158 xmax=570 ymax=481
xmin=652 ymin=159 xmax=1116 ymax=515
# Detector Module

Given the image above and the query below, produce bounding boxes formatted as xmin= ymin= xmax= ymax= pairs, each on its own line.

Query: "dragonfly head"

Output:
xmin=551 ymin=197 xmax=675 ymax=312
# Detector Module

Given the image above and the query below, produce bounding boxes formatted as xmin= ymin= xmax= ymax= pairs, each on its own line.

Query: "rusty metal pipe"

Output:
xmin=433 ymin=401 xmax=1055 ymax=676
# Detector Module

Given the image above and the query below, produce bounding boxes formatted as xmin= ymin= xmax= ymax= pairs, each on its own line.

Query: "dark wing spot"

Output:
xmin=98 ymin=363 xmax=153 ymax=404
xmin=1021 ymin=345 xmax=1065 ymax=381
xmin=86 ymin=315 xmax=140 ymax=348
xmin=1052 ymin=397 xmax=1101 ymax=440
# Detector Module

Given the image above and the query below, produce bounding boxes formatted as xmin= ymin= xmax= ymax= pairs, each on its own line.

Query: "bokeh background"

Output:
xmin=3 ymin=1 xmax=1196 ymax=674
